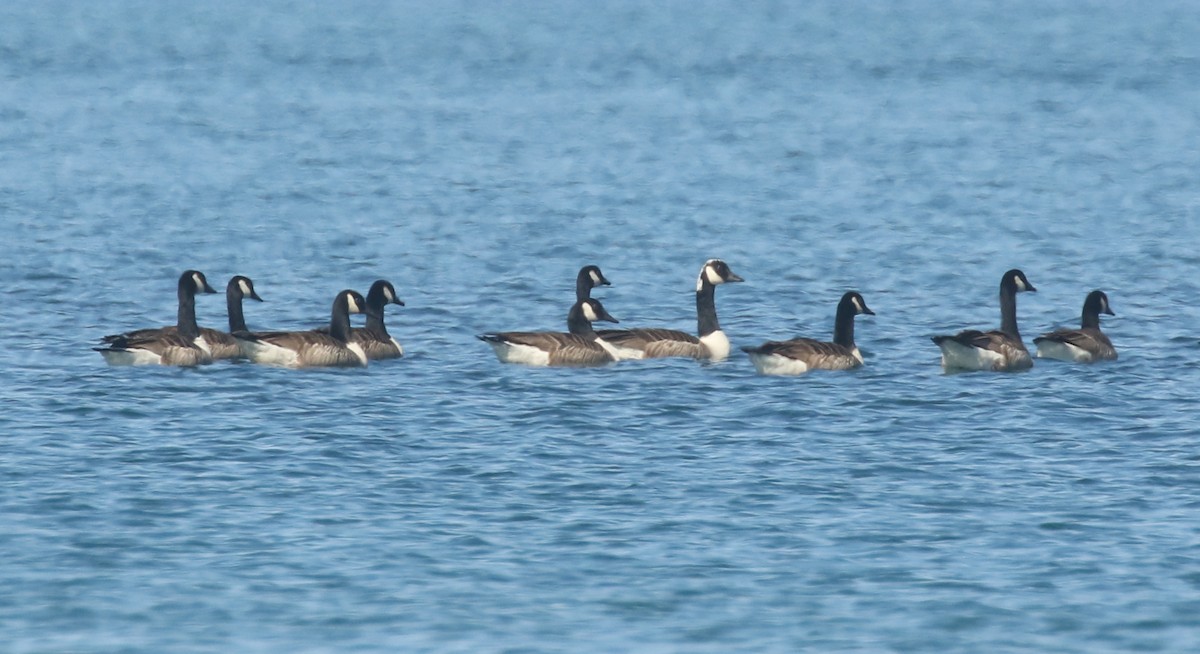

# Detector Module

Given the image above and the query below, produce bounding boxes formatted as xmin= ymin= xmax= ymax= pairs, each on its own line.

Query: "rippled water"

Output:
xmin=3 ymin=1 xmax=1200 ymax=651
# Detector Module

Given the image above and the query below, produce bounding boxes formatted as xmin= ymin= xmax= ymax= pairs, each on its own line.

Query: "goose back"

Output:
xmin=479 ymin=298 xmax=621 ymax=367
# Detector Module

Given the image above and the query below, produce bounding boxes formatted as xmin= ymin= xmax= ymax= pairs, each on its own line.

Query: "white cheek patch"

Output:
xmin=347 ymin=295 xmax=363 ymax=313
xmin=239 ymin=279 xmax=253 ymax=295
xmin=1014 ymin=277 xmax=1027 ymax=291
xmin=590 ymin=271 xmax=602 ymax=284
xmin=852 ymin=297 xmax=864 ymax=313
xmin=706 ymin=266 xmax=722 ymax=286
xmin=192 ymin=272 xmax=205 ymax=290
xmin=384 ymin=287 xmax=395 ymax=302
xmin=582 ymin=302 xmax=599 ymax=322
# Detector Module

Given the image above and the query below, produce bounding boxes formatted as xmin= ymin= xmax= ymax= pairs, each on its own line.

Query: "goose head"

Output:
xmin=697 ymin=259 xmax=745 ymax=290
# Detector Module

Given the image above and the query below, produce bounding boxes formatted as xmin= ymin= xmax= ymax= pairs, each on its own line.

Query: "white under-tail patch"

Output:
xmin=746 ymin=351 xmax=811 ymax=376
xmin=1036 ymin=340 xmax=1093 ymax=363
xmin=699 ymin=330 xmax=731 ymax=361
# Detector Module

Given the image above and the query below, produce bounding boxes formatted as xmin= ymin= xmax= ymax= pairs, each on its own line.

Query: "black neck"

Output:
xmin=575 ymin=275 xmax=592 ymax=302
xmin=696 ymin=280 xmax=720 ymax=337
xmin=227 ymin=289 xmax=247 ymax=333
xmin=329 ymin=297 xmax=352 ymax=342
xmin=1081 ymin=305 xmax=1101 ymax=330
xmin=365 ymin=293 xmax=390 ymax=337
xmin=833 ymin=299 xmax=857 ymax=348
xmin=1000 ymin=285 xmax=1020 ymax=337
xmin=567 ymin=303 xmax=597 ymax=338
xmin=176 ymin=281 xmax=201 ymax=340
xmin=365 ymin=309 xmax=389 ymax=337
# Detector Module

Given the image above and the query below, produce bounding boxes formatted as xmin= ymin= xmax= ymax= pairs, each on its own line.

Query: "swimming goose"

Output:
xmin=743 ymin=291 xmax=874 ymax=375
xmin=316 ymin=280 xmax=406 ymax=360
xmin=575 ymin=264 xmax=611 ymax=301
xmin=932 ymin=269 xmax=1036 ymax=372
xmin=595 ymin=259 xmax=744 ymax=360
xmin=99 ymin=275 xmax=264 ymax=360
xmin=1034 ymin=290 xmax=1117 ymax=362
xmin=478 ymin=298 xmax=621 ymax=367
xmin=95 ymin=270 xmax=218 ymax=366
xmin=235 ymin=290 xmax=371 ymax=368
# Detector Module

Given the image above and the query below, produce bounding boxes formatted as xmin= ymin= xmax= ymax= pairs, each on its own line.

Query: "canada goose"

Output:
xmin=595 ymin=259 xmax=744 ymax=360
xmin=98 ymin=275 xmax=263 ymax=361
xmin=1034 ymin=290 xmax=1117 ymax=362
xmin=316 ymin=280 xmax=405 ymax=360
xmin=932 ymin=269 xmax=1037 ymax=372
xmin=743 ymin=291 xmax=874 ymax=375
xmin=478 ymin=298 xmax=621 ymax=367
xmin=235 ymin=290 xmax=371 ymax=368
xmin=575 ymin=264 xmax=611 ymax=301
xmin=95 ymin=270 xmax=218 ymax=366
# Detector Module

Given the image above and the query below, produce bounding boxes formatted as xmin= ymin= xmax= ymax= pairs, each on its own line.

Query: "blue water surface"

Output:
xmin=2 ymin=1 xmax=1200 ymax=652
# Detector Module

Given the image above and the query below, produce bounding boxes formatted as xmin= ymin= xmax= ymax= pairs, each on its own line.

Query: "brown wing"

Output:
xmin=198 ymin=327 xmax=242 ymax=359
xmin=351 ymin=330 xmax=404 ymax=360
xmin=595 ymin=328 xmax=701 ymax=358
xmin=487 ymin=331 xmax=613 ymax=366
xmin=751 ymin=338 xmax=861 ymax=370
xmin=1034 ymin=327 xmax=1117 ymax=360
xmin=102 ymin=325 xmax=176 ymax=343
xmin=112 ymin=330 xmax=212 ymax=366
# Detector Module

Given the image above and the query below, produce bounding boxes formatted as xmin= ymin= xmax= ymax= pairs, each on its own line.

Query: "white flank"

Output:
xmin=593 ymin=337 xmax=623 ymax=362
xmin=488 ymin=341 xmax=551 ymax=366
xmin=238 ymin=338 xmax=301 ymax=368
xmin=1036 ymin=340 xmax=1093 ymax=363
xmin=851 ymin=347 xmax=864 ymax=364
xmin=605 ymin=341 xmax=646 ymax=361
xmin=389 ymin=337 xmax=405 ymax=357
xmin=347 ymin=342 xmax=369 ymax=366
xmin=99 ymin=348 xmax=163 ymax=366
xmin=699 ymin=330 xmax=731 ymax=361
xmin=194 ymin=334 xmax=212 ymax=354
xmin=937 ymin=340 xmax=1005 ymax=371
xmin=747 ymin=352 xmax=810 ymax=376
